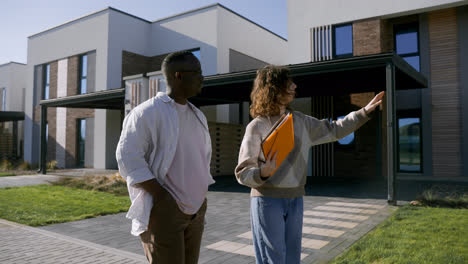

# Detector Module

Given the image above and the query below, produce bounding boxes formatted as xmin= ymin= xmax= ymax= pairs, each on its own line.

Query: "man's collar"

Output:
xmin=156 ymin=92 xmax=173 ymax=103
xmin=156 ymin=92 xmax=196 ymax=110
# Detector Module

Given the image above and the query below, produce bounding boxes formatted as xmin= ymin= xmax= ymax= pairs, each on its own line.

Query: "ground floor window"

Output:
xmin=77 ymin=119 xmax=86 ymax=167
xmin=397 ymin=111 xmax=422 ymax=173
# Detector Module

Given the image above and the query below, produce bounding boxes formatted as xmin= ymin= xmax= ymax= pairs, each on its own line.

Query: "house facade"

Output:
xmin=286 ymin=0 xmax=468 ymax=179
xmin=4 ymin=0 xmax=468 ymax=180
xmin=23 ymin=4 xmax=287 ymax=170
xmin=0 ymin=62 xmax=26 ymax=159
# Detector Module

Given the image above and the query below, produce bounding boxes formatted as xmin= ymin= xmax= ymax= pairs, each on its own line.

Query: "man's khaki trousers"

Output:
xmin=140 ymin=184 xmax=207 ymax=264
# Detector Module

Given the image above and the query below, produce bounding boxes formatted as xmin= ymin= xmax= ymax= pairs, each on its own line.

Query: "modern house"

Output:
xmin=24 ymin=4 xmax=287 ymax=170
xmin=2 ymin=0 xmax=467 ymax=186
xmin=0 ymin=62 xmax=26 ymax=160
xmin=282 ymin=0 xmax=468 ymax=180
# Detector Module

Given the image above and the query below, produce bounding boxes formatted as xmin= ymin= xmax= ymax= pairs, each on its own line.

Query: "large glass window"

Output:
xmin=43 ymin=64 xmax=50 ymax=100
xmin=79 ymin=54 xmax=87 ymax=94
xmin=333 ymin=24 xmax=353 ymax=58
xmin=397 ymin=114 xmax=422 ymax=173
xmin=394 ymin=23 xmax=420 ymax=71
xmin=77 ymin=119 xmax=86 ymax=167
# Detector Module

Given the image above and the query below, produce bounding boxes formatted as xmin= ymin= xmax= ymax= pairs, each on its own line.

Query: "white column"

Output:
xmin=56 ymin=59 xmax=68 ymax=168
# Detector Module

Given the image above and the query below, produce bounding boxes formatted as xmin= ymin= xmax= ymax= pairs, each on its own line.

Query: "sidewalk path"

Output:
xmin=0 ymin=219 xmax=146 ymax=263
xmin=1 ymin=174 xmax=395 ymax=263
xmin=0 ymin=174 xmax=62 ymax=188
xmin=39 ymin=192 xmax=395 ymax=264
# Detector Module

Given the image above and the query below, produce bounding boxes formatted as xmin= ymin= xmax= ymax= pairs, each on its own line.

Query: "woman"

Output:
xmin=235 ymin=65 xmax=384 ymax=264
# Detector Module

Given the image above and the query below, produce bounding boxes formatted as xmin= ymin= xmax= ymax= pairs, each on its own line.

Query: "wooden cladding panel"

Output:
xmin=208 ymin=122 xmax=245 ymax=176
xmin=428 ymin=8 xmax=462 ymax=177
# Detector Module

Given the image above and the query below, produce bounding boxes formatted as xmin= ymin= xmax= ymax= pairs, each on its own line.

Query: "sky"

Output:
xmin=0 ymin=0 xmax=287 ymax=65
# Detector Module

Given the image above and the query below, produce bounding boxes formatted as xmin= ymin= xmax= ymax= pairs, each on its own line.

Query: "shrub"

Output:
xmin=16 ymin=160 xmax=31 ymax=171
xmin=46 ymin=160 xmax=58 ymax=170
xmin=415 ymin=184 xmax=468 ymax=208
xmin=0 ymin=159 xmax=14 ymax=171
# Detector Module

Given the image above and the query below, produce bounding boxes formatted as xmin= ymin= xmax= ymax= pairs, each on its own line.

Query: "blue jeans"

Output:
xmin=250 ymin=196 xmax=303 ymax=264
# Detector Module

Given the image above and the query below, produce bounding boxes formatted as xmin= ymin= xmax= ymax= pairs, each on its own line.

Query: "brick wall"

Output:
xmin=353 ymin=19 xmax=384 ymax=56
xmin=122 ymin=51 xmax=150 ymax=79
xmin=64 ymin=55 xmax=95 ymax=167
xmin=67 ymin=56 xmax=79 ymax=96
xmin=65 ymin=109 xmax=94 ymax=168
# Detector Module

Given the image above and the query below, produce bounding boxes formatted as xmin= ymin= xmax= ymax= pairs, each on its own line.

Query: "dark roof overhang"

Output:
xmin=0 ymin=111 xmax=25 ymax=122
xmin=39 ymin=88 xmax=125 ymax=110
xmin=191 ymin=52 xmax=427 ymax=106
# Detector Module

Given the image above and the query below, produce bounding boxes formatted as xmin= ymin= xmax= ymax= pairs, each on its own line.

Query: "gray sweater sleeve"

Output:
xmin=302 ymin=108 xmax=370 ymax=146
xmin=235 ymin=121 xmax=266 ymax=188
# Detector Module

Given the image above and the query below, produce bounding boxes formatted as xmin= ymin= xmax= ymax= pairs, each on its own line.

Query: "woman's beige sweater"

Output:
xmin=235 ymin=108 xmax=370 ymax=198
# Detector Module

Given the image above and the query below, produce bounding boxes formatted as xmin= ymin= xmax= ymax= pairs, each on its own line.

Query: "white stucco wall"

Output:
xmin=287 ymin=0 xmax=468 ymax=64
xmin=0 ymin=63 xmax=26 ymax=112
xmin=24 ymin=10 xmax=110 ymax=164
xmin=217 ymin=6 xmax=287 ymax=73
xmin=92 ymin=10 xmax=152 ymax=169
xmin=150 ymin=7 xmax=218 ymax=76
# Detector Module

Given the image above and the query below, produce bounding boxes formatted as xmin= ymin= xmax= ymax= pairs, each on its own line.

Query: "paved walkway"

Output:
xmin=0 ymin=174 xmax=395 ymax=263
xmin=0 ymin=174 xmax=62 ymax=188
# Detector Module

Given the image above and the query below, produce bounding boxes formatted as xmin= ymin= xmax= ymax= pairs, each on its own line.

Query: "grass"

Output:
xmin=0 ymin=184 xmax=130 ymax=226
xmin=331 ymin=205 xmax=468 ymax=264
xmin=50 ymin=174 xmax=128 ymax=196
xmin=0 ymin=172 xmax=15 ymax=177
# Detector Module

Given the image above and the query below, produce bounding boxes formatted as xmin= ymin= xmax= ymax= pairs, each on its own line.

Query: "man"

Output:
xmin=116 ymin=51 xmax=214 ymax=264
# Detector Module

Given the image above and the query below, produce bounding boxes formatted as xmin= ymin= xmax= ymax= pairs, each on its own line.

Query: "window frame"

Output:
xmin=76 ymin=118 xmax=86 ymax=167
xmin=42 ymin=64 xmax=50 ymax=100
xmin=394 ymin=22 xmax=420 ymax=71
xmin=78 ymin=54 xmax=88 ymax=95
xmin=396 ymin=109 xmax=423 ymax=173
xmin=332 ymin=23 xmax=353 ymax=59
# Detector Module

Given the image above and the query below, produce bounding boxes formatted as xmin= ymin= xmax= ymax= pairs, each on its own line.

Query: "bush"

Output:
xmin=415 ymin=184 xmax=468 ymax=208
xmin=52 ymin=174 xmax=128 ymax=196
xmin=0 ymin=159 xmax=14 ymax=171
xmin=16 ymin=160 xmax=31 ymax=171
xmin=46 ymin=160 xmax=58 ymax=170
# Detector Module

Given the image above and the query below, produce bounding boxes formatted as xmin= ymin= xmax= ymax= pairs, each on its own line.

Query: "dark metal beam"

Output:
xmin=40 ymin=88 xmax=125 ymax=109
xmin=0 ymin=111 xmax=25 ymax=122
xmin=386 ymin=63 xmax=397 ymax=205
xmin=40 ymin=105 xmax=47 ymax=175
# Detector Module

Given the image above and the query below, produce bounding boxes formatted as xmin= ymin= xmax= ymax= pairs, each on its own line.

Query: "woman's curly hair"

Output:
xmin=250 ymin=65 xmax=291 ymax=118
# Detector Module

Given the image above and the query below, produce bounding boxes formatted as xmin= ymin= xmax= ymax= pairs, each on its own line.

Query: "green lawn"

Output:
xmin=331 ymin=205 xmax=468 ymax=264
xmin=0 ymin=172 xmax=15 ymax=177
xmin=0 ymin=185 xmax=130 ymax=226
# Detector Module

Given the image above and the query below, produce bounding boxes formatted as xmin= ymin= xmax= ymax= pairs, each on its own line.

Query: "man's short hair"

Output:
xmin=161 ymin=51 xmax=197 ymax=77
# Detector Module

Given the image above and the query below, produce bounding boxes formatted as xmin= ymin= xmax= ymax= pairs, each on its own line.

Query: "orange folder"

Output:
xmin=261 ymin=112 xmax=294 ymax=176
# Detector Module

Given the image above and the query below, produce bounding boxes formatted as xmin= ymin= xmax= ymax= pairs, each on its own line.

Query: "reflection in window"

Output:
xmin=333 ymin=24 xmax=353 ymax=58
xmin=79 ymin=55 xmax=87 ymax=94
xmin=192 ymin=50 xmax=201 ymax=61
xmin=337 ymin=116 xmax=354 ymax=145
xmin=395 ymin=23 xmax=420 ymax=72
xmin=398 ymin=117 xmax=421 ymax=172
xmin=43 ymin=64 xmax=50 ymax=100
